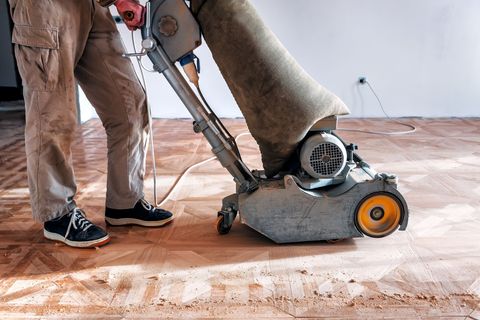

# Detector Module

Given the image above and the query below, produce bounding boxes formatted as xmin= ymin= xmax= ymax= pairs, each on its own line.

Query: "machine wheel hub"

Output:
xmin=370 ymin=207 xmax=385 ymax=221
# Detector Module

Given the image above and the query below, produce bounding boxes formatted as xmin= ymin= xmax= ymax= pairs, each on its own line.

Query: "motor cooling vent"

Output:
xmin=300 ymin=133 xmax=347 ymax=179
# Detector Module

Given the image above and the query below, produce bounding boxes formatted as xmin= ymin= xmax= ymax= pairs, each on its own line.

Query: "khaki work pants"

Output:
xmin=9 ymin=0 xmax=149 ymax=222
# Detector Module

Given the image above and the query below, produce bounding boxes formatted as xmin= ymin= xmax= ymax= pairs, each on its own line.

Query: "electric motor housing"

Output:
xmin=299 ymin=133 xmax=347 ymax=179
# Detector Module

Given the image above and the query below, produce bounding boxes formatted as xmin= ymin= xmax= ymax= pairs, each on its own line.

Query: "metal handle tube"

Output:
xmin=145 ymin=2 xmax=152 ymax=38
xmin=149 ymin=45 xmax=257 ymax=190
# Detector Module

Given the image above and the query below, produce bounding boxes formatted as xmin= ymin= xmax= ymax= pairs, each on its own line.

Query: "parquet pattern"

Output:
xmin=0 ymin=114 xmax=479 ymax=319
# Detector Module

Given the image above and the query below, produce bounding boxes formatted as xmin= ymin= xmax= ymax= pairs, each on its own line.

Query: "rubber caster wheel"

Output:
xmin=216 ymin=215 xmax=232 ymax=235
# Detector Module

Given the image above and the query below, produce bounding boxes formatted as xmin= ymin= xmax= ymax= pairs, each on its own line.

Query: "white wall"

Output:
xmin=79 ymin=0 xmax=480 ymax=120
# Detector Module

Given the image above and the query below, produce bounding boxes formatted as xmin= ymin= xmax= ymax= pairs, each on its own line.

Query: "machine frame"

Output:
xmin=136 ymin=0 xmax=409 ymax=243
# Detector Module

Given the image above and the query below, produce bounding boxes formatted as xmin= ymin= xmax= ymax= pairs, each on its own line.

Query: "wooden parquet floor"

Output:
xmin=0 ymin=114 xmax=479 ymax=319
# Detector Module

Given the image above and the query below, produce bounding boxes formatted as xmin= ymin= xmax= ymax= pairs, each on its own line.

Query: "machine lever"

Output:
xmin=122 ymin=51 xmax=148 ymax=58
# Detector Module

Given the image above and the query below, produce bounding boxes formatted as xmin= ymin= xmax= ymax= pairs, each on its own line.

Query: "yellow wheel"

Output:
xmin=355 ymin=193 xmax=402 ymax=238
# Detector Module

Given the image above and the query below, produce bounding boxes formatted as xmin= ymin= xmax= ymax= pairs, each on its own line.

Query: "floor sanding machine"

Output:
xmin=125 ymin=0 xmax=409 ymax=243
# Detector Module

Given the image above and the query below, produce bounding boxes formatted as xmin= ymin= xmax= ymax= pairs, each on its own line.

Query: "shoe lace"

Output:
xmin=139 ymin=198 xmax=153 ymax=211
xmin=65 ymin=208 xmax=93 ymax=240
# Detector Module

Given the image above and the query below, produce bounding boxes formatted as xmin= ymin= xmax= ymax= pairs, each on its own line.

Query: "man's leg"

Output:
xmin=75 ymin=5 xmax=148 ymax=210
xmin=10 ymin=0 xmax=109 ymax=247
xmin=10 ymin=0 xmax=92 ymax=222
xmin=75 ymin=3 xmax=173 ymax=226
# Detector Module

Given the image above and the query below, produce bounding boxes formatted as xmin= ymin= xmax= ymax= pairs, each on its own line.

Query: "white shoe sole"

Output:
xmin=43 ymin=230 xmax=110 ymax=248
xmin=105 ymin=215 xmax=174 ymax=227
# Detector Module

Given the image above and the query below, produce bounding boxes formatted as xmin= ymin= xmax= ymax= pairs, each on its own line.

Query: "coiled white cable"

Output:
xmin=337 ymin=80 xmax=416 ymax=135
xmin=128 ymin=31 xmax=161 ymax=206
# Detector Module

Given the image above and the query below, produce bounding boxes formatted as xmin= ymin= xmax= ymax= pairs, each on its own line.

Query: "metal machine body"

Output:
xmin=137 ymin=0 xmax=409 ymax=243
xmin=239 ymin=170 xmax=408 ymax=243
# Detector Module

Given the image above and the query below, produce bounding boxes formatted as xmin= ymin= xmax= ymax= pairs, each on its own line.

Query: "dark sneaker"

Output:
xmin=44 ymin=208 xmax=110 ymax=248
xmin=105 ymin=198 xmax=174 ymax=227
